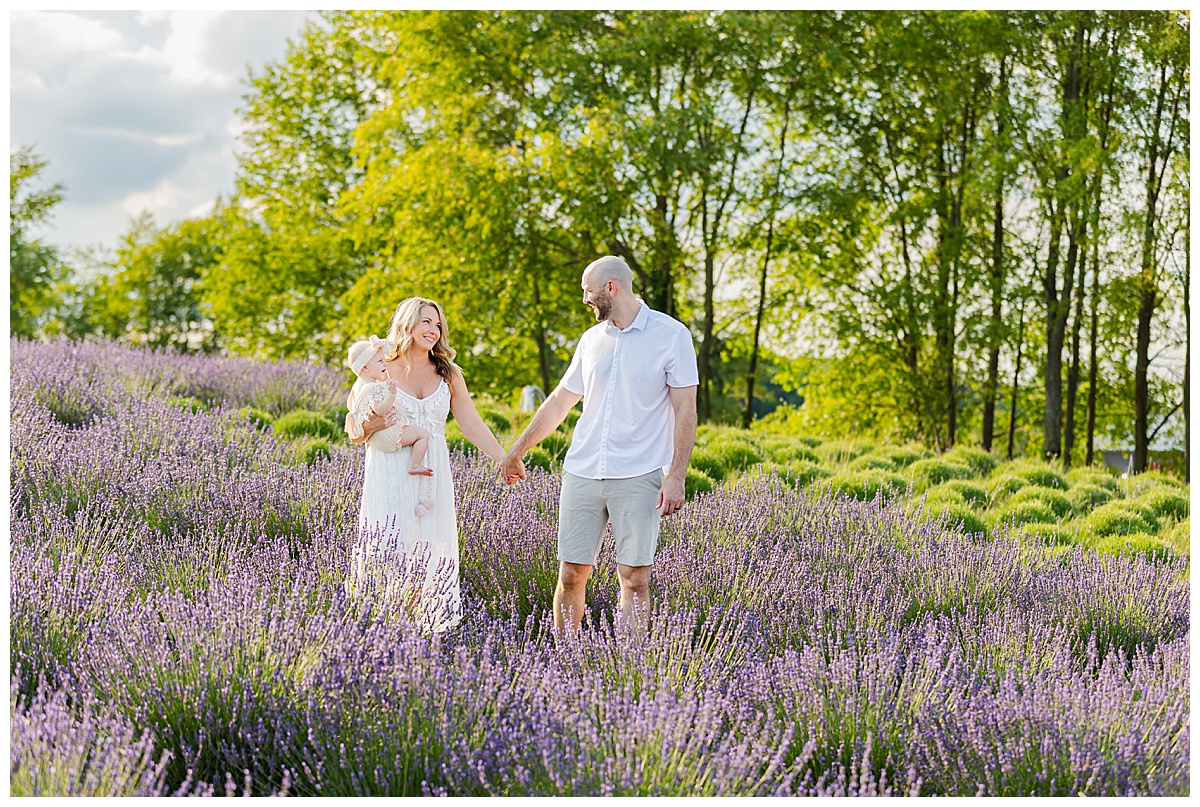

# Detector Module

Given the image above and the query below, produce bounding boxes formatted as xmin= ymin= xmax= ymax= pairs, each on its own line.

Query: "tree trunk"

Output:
xmin=1007 ymin=297 xmax=1027 ymax=461
xmin=981 ymin=55 xmax=1008 ymax=454
xmin=1133 ymin=59 xmax=1180 ymax=473
xmin=698 ymin=187 xmax=715 ymax=421
xmin=1184 ymin=207 xmax=1190 ymax=483
xmin=744 ymin=90 xmax=792 ymax=429
xmin=1042 ymin=17 xmax=1085 ymax=462
xmin=1063 ymin=205 xmax=1088 ymax=470
xmin=528 ymin=267 xmax=552 ymax=394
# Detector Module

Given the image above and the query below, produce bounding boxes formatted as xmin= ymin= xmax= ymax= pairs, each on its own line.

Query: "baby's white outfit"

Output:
xmin=346 ymin=379 xmax=407 ymax=451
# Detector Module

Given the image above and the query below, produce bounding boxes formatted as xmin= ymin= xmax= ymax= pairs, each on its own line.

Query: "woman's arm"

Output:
xmin=447 ymin=370 xmax=506 ymax=463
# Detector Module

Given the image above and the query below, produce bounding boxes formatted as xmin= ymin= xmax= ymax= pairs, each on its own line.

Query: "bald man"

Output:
xmin=501 ymin=255 xmax=698 ymax=632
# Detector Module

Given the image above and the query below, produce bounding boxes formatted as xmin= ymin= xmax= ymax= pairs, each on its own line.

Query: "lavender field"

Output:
xmin=9 ymin=338 xmax=1190 ymax=796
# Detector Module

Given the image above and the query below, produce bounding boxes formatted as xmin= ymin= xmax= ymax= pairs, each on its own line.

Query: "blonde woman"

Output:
xmin=347 ymin=297 xmax=514 ymax=632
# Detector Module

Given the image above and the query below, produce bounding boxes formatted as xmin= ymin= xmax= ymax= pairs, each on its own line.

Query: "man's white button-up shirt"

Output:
xmin=560 ymin=301 xmax=699 ymax=480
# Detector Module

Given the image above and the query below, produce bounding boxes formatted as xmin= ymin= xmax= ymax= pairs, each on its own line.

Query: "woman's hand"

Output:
xmin=350 ymin=407 xmax=398 ymax=444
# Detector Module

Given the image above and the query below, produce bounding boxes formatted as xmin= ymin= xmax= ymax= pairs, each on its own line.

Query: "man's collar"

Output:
xmin=606 ymin=300 xmax=648 ymax=333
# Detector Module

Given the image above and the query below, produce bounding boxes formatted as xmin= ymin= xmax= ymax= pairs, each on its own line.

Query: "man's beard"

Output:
xmin=592 ymin=294 xmax=613 ymax=321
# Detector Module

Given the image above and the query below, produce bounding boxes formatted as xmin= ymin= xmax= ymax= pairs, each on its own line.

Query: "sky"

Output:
xmin=9 ymin=9 xmax=312 ymax=256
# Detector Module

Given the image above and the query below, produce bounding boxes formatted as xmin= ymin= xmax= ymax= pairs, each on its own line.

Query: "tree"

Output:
xmin=88 ymin=214 xmax=221 ymax=352
xmin=9 ymin=147 xmax=65 ymax=338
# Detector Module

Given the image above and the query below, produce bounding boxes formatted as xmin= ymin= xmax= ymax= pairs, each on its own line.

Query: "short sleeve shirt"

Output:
xmin=560 ymin=301 xmax=699 ymax=479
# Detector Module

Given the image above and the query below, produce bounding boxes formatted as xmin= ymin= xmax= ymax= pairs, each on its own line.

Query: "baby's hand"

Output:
xmin=386 ymin=377 xmax=399 ymax=393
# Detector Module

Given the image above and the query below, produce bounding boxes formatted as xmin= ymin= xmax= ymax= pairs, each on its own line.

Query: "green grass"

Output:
xmin=273 ymin=410 xmax=341 ymax=441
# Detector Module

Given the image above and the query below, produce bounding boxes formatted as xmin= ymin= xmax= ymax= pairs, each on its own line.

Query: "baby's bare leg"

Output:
xmin=399 ymin=425 xmax=433 ymax=475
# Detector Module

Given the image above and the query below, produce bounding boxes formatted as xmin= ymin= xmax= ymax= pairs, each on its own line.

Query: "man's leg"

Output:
xmin=609 ymin=469 xmax=664 ymax=629
xmin=556 ymin=472 xmax=607 ymax=633
xmin=616 ymin=563 xmax=652 ymax=624
xmin=554 ymin=561 xmax=593 ymax=632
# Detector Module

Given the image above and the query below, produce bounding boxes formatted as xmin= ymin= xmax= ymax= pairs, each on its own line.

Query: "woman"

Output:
xmin=347 ymin=297 xmax=508 ymax=632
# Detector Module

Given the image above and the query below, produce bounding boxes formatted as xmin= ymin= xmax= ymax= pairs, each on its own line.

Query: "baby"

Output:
xmin=345 ymin=336 xmax=433 ymax=480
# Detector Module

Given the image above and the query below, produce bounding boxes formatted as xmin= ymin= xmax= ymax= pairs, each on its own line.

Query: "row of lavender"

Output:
xmin=9 ymin=339 xmax=1190 ymax=796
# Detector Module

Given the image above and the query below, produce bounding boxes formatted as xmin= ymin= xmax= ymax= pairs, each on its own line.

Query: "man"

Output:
xmin=501 ymin=255 xmax=698 ymax=632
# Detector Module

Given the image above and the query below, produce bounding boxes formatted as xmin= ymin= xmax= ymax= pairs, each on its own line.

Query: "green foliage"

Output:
xmin=167 ymin=396 xmax=209 ymax=415
xmin=10 ymin=146 xmax=67 ymax=338
xmin=272 ymin=410 xmax=341 ymax=441
xmin=874 ymin=445 xmax=931 ymax=469
xmin=814 ymin=441 xmax=873 ymax=466
xmin=445 ymin=420 xmax=472 ymax=455
xmin=1017 ymin=522 xmax=1076 ymax=546
xmin=990 ymin=500 xmax=1058 ymax=528
xmin=928 ymin=502 xmax=987 ymax=537
xmin=907 ymin=458 xmax=975 ymax=491
xmin=539 ymin=431 xmax=571 ymax=463
xmin=1134 ymin=487 xmax=1188 ymax=522
xmin=987 ymin=473 xmax=1028 ymax=503
xmin=1002 ymin=461 xmax=1068 ymax=491
xmin=86 ymin=215 xmax=221 ymax=352
xmin=298 ymin=438 xmax=332 ymax=466
xmin=827 ymin=470 xmax=909 ymax=503
xmin=237 ymin=407 xmax=275 ymax=431
xmin=849 ymin=454 xmax=898 ymax=472
xmin=760 ymin=439 xmax=820 ymax=464
xmin=1156 ymin=518 xmax=1190 ymax=557
xmin=523 ymin=447 xmax=554 ymax=472
xmin=783 ymin=461 xmax=832 ymax=488
xmin=1066 ymin=466 xmax=1118 ymax=492
xmin=1088 ymin=533 xmax=1175 ymax=564
xmin=942 ymin=446 xmax=996 ymax=477
xmin=688 ymin=449 xmax=727 ymax=483
xmin=1008 ymin=486 xmax=1076 ymax=519
xmin=1066 ymin=484 xmax=1114 ymax=514
xmin=1083 ymin=502 xmax=1159 ymax=538
xmin=477 ymin=407 xmax=512 ymax=435
xmin=684 ymin=467 xmax=715 ymax=500
xmin=706 ymin=441 xmax=763 ymax=473
xmin=939 ymin=480 xmax=989 ymax=509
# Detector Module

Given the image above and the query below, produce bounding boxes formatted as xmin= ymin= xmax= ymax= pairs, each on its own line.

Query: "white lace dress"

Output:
xmin=349 ymin=377 xmax=461 ymax=632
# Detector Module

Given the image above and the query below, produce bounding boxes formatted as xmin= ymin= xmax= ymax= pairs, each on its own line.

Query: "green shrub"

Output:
xmin=1157 ymin=517 xmax=1190 ymax=557
xmin=875 ymin=444 xmax=931 ymax=469
xmin=786 ymin=461 xmax=833 ymax=488
xmin=1136 ymin=487 xmax=1189 ymax=522
xmin=273 ymin=410 xmax=341 ymax=441
xmin=167 ymin=395 xmax=209 ymax=414
xmin=815 ymin=441 xmax=873 ymax=465
xmin=987 ymin=473 xmax=1028 ymax=503
xmin=540 ymin=431 xmax=571 ymax=462
xmin=236 ymin=407 xmax=275 ymax=430
xmin=1018 ymin=521 xmax=1077 ymax=546
xmin=1083 ymin=501 xmax=1158 ymax=538
xmin=928 ymin=501 xmax=987 ymax=537
xmin=907 ymin=457 xmax=974 ymax=490
xmin=708 ymin=441 xmax=763 ymax=472
xmin=478 ymin=407 xmax=512 ymax=434
xmin=298 ymin=438 xmax=332 ymax=466
xmin=921 ymin=487 xmax=967 ymax=507
xmin=445 ymin=420 xmax=472 ymax=455
xmin=1088 ymin=533 xmax=1175 ymax=564
xmin=1066 ymin=466 xmax=1118 ymax=492
xmin=942 ymin=445 xmax=997 ymax=476
xmin=1008 ymin=486 xmax=1076 ymax=519
xmin=688 ymin=448 xmax=727 ymax=482
xmin=1067 ymin=483 xmax=1114 ymax=514
xmin=828 ymin=470 xmax=908 ymax=503
xmin=849 ymin=454 xmax=898 ymax=472
xmin=763 ymin=439 xmax=820 ymax=464
xmin=940 ymin=480 xmax=989 ymax=509
xmin=685 ymin=467 xmax=715 ymax=500
xmin=1119 ymin=469 xmax=1184 ymax=498
xmin=523 ymin=447 xmax=553 ymax=472
xmin=1003 ymin=460 xmax=1068 ymax=490
xmin=990 ymin=500 xmax=1058 ymax=528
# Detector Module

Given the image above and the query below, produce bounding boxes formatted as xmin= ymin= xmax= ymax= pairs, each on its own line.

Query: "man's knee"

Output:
xmin=558 ymin=561 xmax=592 ymax=589
xmin=616 ymin=563 xmax=651 ymax=591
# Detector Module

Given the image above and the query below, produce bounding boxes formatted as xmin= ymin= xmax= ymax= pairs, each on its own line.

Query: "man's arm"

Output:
xmin=658 ymin=384 xmax=697 ymax=516
xmin=501 ymin=384 xmax=583 ymax=481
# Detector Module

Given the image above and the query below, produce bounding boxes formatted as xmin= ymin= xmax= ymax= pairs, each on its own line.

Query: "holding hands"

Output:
xmin=499 ymin=450 xmax=526 ymax=486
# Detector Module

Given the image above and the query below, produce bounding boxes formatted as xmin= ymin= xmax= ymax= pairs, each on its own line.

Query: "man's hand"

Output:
xmin=656 ymin=475 xmax=686 ymax=517
xmin=499 ymin=451 xmax=527 ymax=485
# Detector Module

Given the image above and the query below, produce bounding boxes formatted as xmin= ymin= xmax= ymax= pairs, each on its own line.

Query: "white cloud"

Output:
xmin=10 ymin=9 xmax=310 ymax=250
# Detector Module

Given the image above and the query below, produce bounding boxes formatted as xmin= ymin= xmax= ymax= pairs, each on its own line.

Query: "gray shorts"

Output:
xmin=558 ymin=469 xmax=665 ymax=567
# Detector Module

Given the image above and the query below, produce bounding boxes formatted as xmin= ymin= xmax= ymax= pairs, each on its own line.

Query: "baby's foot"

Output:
xmin=408 ymin=465 xmax=434 ymax=476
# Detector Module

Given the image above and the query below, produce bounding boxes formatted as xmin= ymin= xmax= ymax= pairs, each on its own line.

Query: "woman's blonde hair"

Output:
xmin=386 ymin=297 xmax=459 ymax=380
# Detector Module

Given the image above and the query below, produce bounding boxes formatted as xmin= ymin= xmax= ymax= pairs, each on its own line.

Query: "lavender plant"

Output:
xmin=9 ymin=338 xmax=1190 ymax=796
